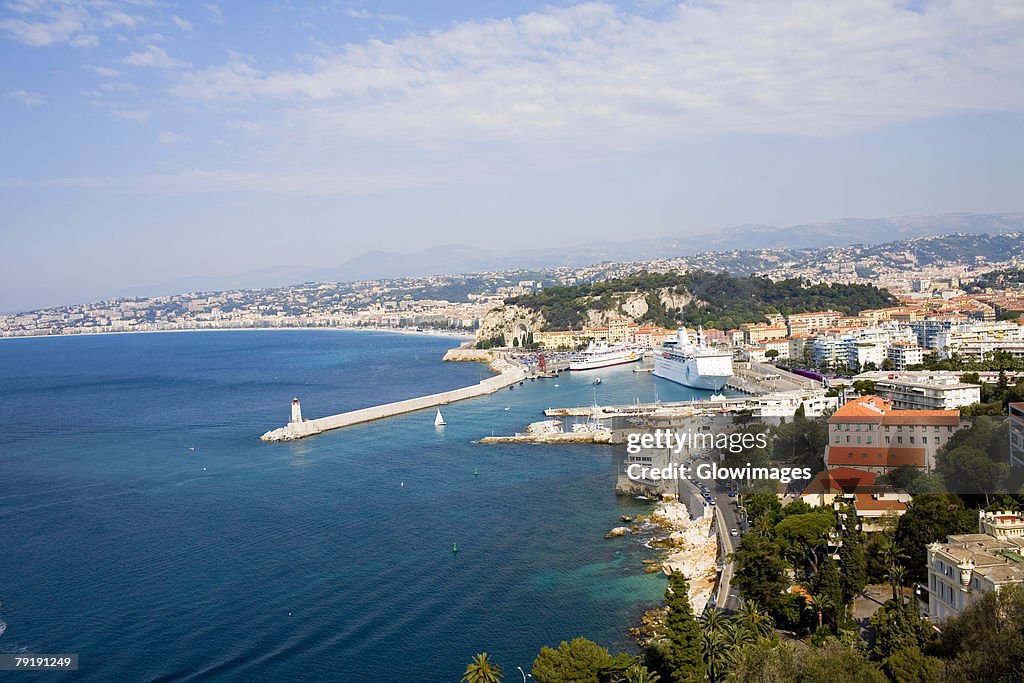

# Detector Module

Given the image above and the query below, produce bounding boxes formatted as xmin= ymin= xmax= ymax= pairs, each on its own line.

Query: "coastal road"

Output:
xmin=709 ymin=479 xmax=742 ymax=612
xmin=678 ymin=458 xmax=744 ymax=612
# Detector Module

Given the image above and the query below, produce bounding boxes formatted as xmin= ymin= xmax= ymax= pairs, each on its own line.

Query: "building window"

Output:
xmin=898 ymin=436 xmax=903 ymax=444
xmin=910 ymin=437 xmax=915 ymax=444
xmin=857 ymin=436 xmax=862 ymax=444
xmin=923 ymin=437 xmax=928 ymax=444
xmin=886 ymin=436 xmax=890 ymax=444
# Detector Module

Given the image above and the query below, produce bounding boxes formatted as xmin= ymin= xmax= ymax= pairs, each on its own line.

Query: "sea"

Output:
xmin=0 ymin=330 xmax=721 ymax=681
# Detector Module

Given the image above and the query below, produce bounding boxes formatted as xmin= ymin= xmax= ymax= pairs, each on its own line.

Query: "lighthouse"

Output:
xmin=290 ymin=398 xmax=303 ymax=424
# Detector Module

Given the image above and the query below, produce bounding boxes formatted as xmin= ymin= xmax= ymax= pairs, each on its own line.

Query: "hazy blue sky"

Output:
xmin=2 ymin=0 xmax=1023 ymax=312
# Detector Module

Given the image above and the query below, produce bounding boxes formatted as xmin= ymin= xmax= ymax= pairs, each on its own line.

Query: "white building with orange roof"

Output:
xmin=824 ymin=395 xmax=966 ymax=474
xmin=886 ymin=341 xmax=925 ymax=370
xmin=786 ymin=310 xmax=844 ymax=336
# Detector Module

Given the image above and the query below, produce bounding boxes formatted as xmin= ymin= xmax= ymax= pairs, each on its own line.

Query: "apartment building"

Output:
xmin=926 ymin=511 xmax=1024 ymax=621
xmin=875 ymin=375 xmax=981 ymax=411
xmin=1011 ymin=402 xmax=1024 ymax=469
xmin=824 ymin=395 xmax=965 ymax=474
xmin=786 ymin=310 xmax=843 ymax=336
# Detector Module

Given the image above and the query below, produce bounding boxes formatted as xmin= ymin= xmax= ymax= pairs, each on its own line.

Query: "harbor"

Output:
xmin=260 ymin=349 xmax=531 ymax=441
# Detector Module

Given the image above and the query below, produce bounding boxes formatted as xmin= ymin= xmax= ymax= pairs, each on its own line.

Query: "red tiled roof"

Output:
xmin=853 ymin=493 xmax=908 ymax=512
xmin=827 ymin=446 xmax=925 ymax=468
xmin=829 ymin=395 xmax=959 ymax=425
xmin=801 ymin=467 xmax=878 ymax=495
xmin=881 ymin=413 xmax=960 ymax=426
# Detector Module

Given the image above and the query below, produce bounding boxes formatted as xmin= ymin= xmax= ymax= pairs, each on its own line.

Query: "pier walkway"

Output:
xmin=261 ymin=357 xmax=528 ymax=441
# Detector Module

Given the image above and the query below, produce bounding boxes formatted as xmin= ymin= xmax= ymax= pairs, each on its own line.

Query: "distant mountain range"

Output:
xmin=118 ymin=212 xmax=1024 ymax=297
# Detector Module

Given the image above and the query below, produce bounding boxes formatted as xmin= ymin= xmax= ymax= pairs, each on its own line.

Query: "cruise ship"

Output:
xmin=653 ymin=327 xmax=733 ymax=390
xmin=568 ymin=341 xmax=642 ymax=371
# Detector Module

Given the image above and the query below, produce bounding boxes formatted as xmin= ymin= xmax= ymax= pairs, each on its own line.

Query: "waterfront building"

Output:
xmin=926 ymin=511 xmax=1024 ymax=621
xmin=824 ymin=395 xmax=965 ymax=474
xmin=788 ymin=334 xmax=811 ymax=361
xmin=1011 ymin=402 xmax=1024 ymax=469
xmin=763 ymin=338 xmax=791 ymax=360
xmin=786 ymin=310 xmax=843 ymax=336
xmin=740 ymin=322 xmax=788 ymax=344
xmin=875 ymin=375 xmax=981 ymax=411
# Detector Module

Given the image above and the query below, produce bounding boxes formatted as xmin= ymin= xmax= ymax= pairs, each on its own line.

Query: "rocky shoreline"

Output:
xmin=608 ymin=498 xmax=719 ymax=646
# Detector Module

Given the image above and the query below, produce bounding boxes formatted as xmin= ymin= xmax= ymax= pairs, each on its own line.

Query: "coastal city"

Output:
xmin=4 ymin=0 xmax=1024 ymax=680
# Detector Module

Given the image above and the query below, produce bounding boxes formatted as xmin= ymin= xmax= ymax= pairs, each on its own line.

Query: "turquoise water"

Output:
xmin=0 ymin=331 xmax=716 ymax=681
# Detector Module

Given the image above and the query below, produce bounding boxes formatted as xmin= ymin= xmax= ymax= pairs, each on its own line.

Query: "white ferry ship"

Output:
xmin=653 ymin=327 xmax=733 ymax=390
xmin=568 ymin=341 xmax=642 ymax=371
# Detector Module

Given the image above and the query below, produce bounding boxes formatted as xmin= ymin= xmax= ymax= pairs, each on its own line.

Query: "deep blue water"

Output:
xmin=0 ymin=331 xmax=717 ymax=681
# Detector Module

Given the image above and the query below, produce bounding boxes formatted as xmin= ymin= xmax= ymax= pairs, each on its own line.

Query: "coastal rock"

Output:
xmin=646 ymin=500 xmax=719 ymax=616
xmin=629 ymin=606 xmax=669 ymax=646
xmin=442 ymin=348 xmax=495 ymax=363
xmin=621 ymin=515 xmax=634 ymax=523
xmin=525 ymin=420 xmax=563 ymax=435
xmin=605 ymin=526 xmax=630 ymax=538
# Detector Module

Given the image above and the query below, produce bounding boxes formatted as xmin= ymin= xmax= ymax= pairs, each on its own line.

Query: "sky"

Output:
xmin=1 ymin=0 xmax=1023 ymax=312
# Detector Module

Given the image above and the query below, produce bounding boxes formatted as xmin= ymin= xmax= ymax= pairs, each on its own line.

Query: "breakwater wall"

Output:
xmin=261 ymin=355 xmax=528 ymax=441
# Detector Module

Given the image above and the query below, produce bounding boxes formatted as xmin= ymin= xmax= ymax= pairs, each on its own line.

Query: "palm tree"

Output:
xmin=753 ymin=515 xmax=775 ymax=538
xmin=698 ymin=607 xmax=729 ymax=636
xmin=701 ymin=628 xmax=733 ymax=683
xmin=624 ymin=664 xmax=661 ymax=683
xmin=736 ymin=598 xmax=774 ymax=639
xmin=462 ymin=653 xmax=504 ymax=683
xmin=886 ymin=563 xmax=907 ymax=604
xmin=804 ymin=593 xmax=826 ymax=630
xmin=724 ymin=620 xmax=755 ymax=651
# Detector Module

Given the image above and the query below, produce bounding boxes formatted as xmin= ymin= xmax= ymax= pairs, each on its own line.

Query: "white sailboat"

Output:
xmin=434 ymin=409 xmax=446 ymax=426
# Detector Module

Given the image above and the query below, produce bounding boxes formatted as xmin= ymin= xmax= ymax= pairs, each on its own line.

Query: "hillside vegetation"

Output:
xmin=506 ymin=271 xmax=898 ymax=331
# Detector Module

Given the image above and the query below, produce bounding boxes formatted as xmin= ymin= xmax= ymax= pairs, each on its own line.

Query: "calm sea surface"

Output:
xmin=0 ymin=330 xmax=718 ymax=681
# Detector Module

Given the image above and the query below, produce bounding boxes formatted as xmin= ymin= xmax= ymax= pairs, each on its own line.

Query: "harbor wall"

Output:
xmin=261 ymin=358 xmax=528 ymax=441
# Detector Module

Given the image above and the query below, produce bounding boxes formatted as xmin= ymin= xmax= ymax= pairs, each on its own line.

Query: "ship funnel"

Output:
xmin=677 ymin=327 xmax=690 ymax=345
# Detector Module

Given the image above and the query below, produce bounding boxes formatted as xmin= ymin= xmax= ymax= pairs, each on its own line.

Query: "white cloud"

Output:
xmin=122 ymin=44 xmax=189 ymax=68
xmin=170 ymin=0 xmax=1024 ymax=151
xmin=7 ymin=89 xmax=45 ymax=106
xmin=0 ymin=1 xmax=145 ymax=47
xmin=157 ymin=130 xmax=189 ymax=144
xmin=342 ymin=7 xmax=408 ymax=23
xmin=83 ymin=64 xmax=122 ymax=78
xmin=111 ymin=108 xmax=151 ymax=122
xmin=171 ymin=14 xmax=192 ymax=31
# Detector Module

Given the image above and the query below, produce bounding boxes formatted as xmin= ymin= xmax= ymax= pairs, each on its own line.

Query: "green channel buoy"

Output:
xmin=452 ymin=542 xmax=458 ymax=553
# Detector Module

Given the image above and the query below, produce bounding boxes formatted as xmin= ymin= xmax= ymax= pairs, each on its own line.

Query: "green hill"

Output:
xmin=506 ymin=271 xmax=898 ymax=331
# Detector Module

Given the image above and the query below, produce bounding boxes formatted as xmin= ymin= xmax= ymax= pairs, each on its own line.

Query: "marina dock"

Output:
xmin=261 ymin=354 xmax=528 ymax=441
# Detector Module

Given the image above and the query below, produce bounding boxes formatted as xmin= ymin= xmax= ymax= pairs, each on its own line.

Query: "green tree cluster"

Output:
xmin=506 ymin=271 xmax=896 ymax=331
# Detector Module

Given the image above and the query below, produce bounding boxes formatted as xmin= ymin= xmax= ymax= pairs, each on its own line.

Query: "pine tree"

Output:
xmin=663 ymin=572 xmax=703 ymax=683
xmin=839 ymin=522 xmax=868 ymax=604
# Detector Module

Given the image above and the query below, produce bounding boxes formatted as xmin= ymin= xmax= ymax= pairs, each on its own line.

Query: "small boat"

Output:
xmin=186 ymin=446 xmax=195 ymax=452
xmin=434 ymin=409 xmax=446 ymax=426
xmin=593 ymin=378 xmax=602 ymax=385
xmin=473 ymin=468 xmax=479 ymax=476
